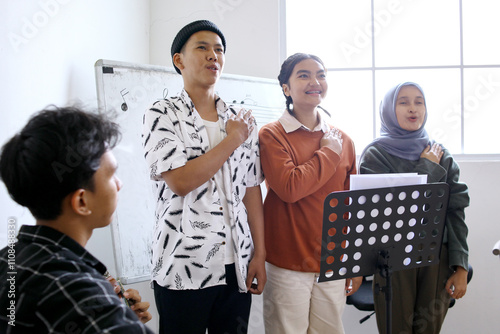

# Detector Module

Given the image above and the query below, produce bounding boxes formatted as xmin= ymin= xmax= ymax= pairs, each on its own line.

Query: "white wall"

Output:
xmin=2 ymin=1 xmax=499 ymax=334
xmin=0 ymin=0 xmax=155 ymax=332
xmin=0 ymin=0 xmax=150 ymax=241
xmin=149 ymin=0 xmax=283 ymax=79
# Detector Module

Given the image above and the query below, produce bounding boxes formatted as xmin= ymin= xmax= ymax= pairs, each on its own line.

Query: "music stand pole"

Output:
xmin=378 ymin=249 xmax=392 ymax=334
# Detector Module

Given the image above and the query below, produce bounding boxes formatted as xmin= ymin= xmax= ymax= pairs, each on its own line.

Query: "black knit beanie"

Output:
xmin=171 ymin=20 xmax=226 ymax=74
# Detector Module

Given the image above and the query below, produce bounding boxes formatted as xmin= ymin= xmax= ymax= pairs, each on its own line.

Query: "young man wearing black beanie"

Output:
xmin=142 ymin=20 xmax=266 ymax=334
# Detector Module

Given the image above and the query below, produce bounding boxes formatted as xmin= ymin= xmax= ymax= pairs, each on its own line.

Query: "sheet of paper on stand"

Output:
xmin=350 ymin=173 xmax=427 ymax=191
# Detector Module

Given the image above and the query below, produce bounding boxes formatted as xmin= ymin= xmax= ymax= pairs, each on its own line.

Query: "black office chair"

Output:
xmin=346 ymin=264 xmax=473 ymax=324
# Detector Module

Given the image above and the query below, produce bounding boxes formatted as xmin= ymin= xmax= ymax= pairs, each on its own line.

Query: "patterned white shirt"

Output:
xmin=142 ymin=89 xmax=263 ymax=292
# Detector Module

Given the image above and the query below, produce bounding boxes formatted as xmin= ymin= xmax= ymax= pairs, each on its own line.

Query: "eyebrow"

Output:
xmin=296 ymin=69 xmax=325 ymax=75
xmin=194 ymin=41 xmax=223 ymax=48
xmin=397 ymin=95 xmax=424 ymax=100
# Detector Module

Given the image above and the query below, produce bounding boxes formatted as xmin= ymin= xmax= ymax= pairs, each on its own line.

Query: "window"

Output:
xmin=285 ymin=0 xmax=500 ymax=154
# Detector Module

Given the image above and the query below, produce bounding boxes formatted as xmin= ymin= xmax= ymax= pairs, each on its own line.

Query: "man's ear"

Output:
xmin=173 ymin=53 xmax=184 ymax=72
xmin=69 ymin=189 xmax=92 ymax=216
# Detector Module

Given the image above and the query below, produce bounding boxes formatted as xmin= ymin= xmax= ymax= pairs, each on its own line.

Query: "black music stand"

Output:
xmin=319 ymin=183 xmax=450 ymax=334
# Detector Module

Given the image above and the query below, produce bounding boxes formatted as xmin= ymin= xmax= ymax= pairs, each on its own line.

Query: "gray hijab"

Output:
xmin=361 ymin=82 xmax=432 ymax=161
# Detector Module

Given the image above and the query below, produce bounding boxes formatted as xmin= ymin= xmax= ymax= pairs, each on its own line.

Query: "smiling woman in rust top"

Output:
xmin=259 ymin=53 xmax=361 ymax=334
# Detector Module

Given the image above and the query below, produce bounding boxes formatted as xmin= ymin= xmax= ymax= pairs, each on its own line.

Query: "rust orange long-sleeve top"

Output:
xmin=259 ymin=120 xmax=357 ymax=273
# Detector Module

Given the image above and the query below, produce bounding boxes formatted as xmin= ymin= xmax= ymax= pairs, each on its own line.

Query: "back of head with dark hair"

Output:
xmin=0 ymin=106 xmax=120 ymax=220
xmin=278 ymin=53 xmax=326 ymax=114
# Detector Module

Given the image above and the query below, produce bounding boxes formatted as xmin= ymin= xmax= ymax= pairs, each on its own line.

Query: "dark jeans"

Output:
xmin=154 ymin=264 xmax=252 ymax=334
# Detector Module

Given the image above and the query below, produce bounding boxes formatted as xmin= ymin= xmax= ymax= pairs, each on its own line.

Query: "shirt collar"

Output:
xmin=180 ymin=89 xmax=229 ymax=121
xmin=279 ymin=109 xmax=330 ymax=133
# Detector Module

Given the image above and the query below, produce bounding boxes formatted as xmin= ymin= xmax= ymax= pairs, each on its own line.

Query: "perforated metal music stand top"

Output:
xmin=319 ymin=183 xmax=449 ymax=283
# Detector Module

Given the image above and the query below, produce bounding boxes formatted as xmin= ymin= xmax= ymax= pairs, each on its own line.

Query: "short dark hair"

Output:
xmin=0 ymin=106 xmax=120 ymax=220
xmin=278 ymin=53 xmax=326 ymax=114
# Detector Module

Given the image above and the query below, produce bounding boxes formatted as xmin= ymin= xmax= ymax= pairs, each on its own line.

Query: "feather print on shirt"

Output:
xmin=200 ymin=274 xmax=213 ymax=289
xmin=158 ymin=127 xmax=176 ymax=136
xmin=160 ymin=205 xmax=171 ymax=220
xmin=154 ymin=138 xmax=174 ymax=152
xmin=165 ymin=263 xmax=173 ymax=277
xmin=157 ymin=182 xmax=166 ymax=202
xmin=175 ymin=273 xmax=184 ymax=289
xmin=188 ymin=206 xmax=199 ymax=215
xmin=185 ymin=265 xmax=193 ymax=283
xmin=187 ymin=235 xmax=206 ymax=240
xmin=191 ymin=261 xmax=208 ymax=269
xmin=164 ymin=219 xmax=178 ymax=232
xmin=189 ymin=132 xmax=200 ymax=141
xmin=241 ymin=140 xmax=252 ymax=150
xmin=233 ymin=186 xmax=242 ymax=206
xmin=150 ymin=161 xmax=158 ymax=180
xmin=212 ymin=231 xmax=225 ymax=238
xmin=186 ymin=146 xmax=204 ymax=152
xmin=205 ymin=211 xmax=223 ymax=216
xmin=162 ymin=147 xmax=177 ymax=161
xmin=189 ymin=220 xmax=211 ymax=229
xmin=150 ymin=116 xmax=160 ymax=132
xmin=238 ymin=221 xmax=245 ymax=234
xmin=165 ymin=100 xmax=180 ymax=113
xmin=232 ymin=167 xmax=238 ymax=182
xmin=185 ymin=120 xmax=196 ymax=129
xmin=206 ymin=243 xmax=223 ymax=262
xmin=149 ymin=107 xmax=164 ymax=115
xmin=162 ymin=233 xmax=169 ymax=250
xmin=169 ymin=209 xmax=183 ymax=216
xmin=194 ymin=187 xmax=208 ymax=202
xmin=170 ymin=239 xmax=183 ymax=255
xmin=143 ymin=133 xmax=151 ymax=149
xmin=152 ymin=256 xmax=163 ymax=277
xmin=184 ymin=244 xmax=203 ymax=251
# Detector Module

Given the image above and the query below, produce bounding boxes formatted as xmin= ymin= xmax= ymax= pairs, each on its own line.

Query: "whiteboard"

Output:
xmin=94 ymin=59 xmax=283 ymax=283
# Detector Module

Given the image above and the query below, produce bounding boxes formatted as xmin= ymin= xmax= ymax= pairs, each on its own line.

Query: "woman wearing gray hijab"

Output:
xmin=359 ymin=82 xmax=470 ymax=334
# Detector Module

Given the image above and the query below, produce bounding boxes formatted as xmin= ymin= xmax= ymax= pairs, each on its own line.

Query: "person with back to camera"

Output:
xmin=258 ymin=53 xmax=362 ymax=334
xmin=0 ymin=106 xmax=153 ymax=333
xmin=358 ymin=82 xmax=470 ymax=334
xmin=142 ymin=19 xmax=266 ymax=334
